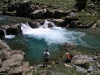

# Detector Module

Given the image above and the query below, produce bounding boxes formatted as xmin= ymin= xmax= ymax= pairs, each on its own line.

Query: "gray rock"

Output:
xmin=0 ymin=58 xmax=2 ymax=65
xmin=2 ymin=54 xmax=23 ymax=67
xmin=74 ymin=59 xmax=89 ymax=65
xmin=30 ymin=9 xmax=46 ymax=18
xmin=51 ymin=9 xmax=65 ymax=18
xmin=0 ymin=40 xmax=10 ymax=50
xmin=8 ymin=66 xmax=23 ymax=74
xmin=0 ymin=24 xmax=20 ymax=35
xmin=96 ymin=62 xmax=100 ymax=69
xmin=97 ymin=19 xmax=100 ymax=26
xmin=28 ymin=21 xmax=39 ymax=28
xmin=52 ymin=19 xmax=65 ymax=26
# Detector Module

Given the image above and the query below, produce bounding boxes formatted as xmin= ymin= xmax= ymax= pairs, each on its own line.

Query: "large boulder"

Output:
xmin=0 ymin=40 xmax=11 ymax=50
xmin=74 ymin=59 xmax=89 ymax=66
xmin=64 ymin=12 xmax=79 ymax=26
xmin=52 ymin=19 xmax=65 ymax=27
xmin=2 ymin=54 xmax=24 ymax=67
xmin=97 ymin=19 xmax=100 ymax=27
xmin=0 ymin=24 xmax=21 ymax=35
xmin=43 ymin=10 xmax=54 ymax=18
xmin=51 ymin=9 xmax=65 ymax=18
xmin=30 ymin=9 xmax=46 ymax=19
xmin=0 ymin=58 xmax=2 ymax=65
xmin=28 ymin=21 xmax=39 ymax=28
xmin=0 ymin=29 xmax=4 ymax=37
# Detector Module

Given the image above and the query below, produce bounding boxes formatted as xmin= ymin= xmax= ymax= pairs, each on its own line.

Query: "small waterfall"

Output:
xmin=40 ymin=20 xmax=56 ymax=28
xmin=36 ymin=22 xmax=41 ymax=27
xmin=21 ymin=20 xmax=87 ymax=45
xmin=3 ymin=29 xmax=15 ymax=39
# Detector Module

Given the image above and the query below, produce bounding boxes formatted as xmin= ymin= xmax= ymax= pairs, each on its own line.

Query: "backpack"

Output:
xmin=44 ymin=52 xmax=49 ymax=58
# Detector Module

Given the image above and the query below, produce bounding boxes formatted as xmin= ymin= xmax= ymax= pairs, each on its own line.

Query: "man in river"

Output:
xmin=43 ymin=49 xmax=50 ymax=67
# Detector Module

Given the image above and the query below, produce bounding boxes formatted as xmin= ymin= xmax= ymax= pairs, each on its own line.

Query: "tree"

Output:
xmin=75 ymin=0 xmax=88 ymax=11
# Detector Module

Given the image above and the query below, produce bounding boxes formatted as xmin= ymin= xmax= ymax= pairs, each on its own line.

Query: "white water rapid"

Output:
xmin=21 ymin=20 xmax=86 ymax=45
xmin=3 ymin=29 xmax=15 ymax=39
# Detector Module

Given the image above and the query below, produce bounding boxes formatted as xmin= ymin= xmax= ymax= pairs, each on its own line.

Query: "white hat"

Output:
xmin=66 ymin=53 xmax=69 ymax=54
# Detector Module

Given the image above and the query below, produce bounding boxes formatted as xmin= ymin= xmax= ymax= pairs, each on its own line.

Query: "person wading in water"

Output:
xmin=43 ymin=49 xmax=50 ymax=67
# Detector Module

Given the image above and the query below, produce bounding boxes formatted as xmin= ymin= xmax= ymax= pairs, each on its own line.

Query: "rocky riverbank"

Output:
xmin=0 ymin=39 xmax=100 ymax=75
xmin=50 ymin=44 xmax=100 ymax=75
xmin=0 ymin=40 xmax=36 ymax=75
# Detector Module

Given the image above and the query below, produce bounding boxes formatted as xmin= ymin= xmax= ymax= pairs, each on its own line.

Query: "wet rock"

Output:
xmin=52 ymin=19 xmax=65 ymax=27
xmin=0 ymin=24 xmax=20 ymax=35
xmin=28 ymin=21 xmax=39 ymax=28
xmin=0 ymin=29 xmax=4 ymax=37
xmin=6 ymin=28 xmax=18 ymax=35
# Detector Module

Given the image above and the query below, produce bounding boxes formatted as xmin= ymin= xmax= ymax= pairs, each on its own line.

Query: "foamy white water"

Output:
xmin=21 ymin=20 xmax=86 ymax=45
xmin=3 ymin=29 xmax=15 ymax=39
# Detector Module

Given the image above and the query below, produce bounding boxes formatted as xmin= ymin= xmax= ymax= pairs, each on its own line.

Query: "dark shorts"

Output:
xmin=44 ymin=58 xmax=49 ymax=62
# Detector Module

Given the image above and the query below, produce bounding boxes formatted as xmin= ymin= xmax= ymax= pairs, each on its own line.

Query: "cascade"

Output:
xmin=21 ymin=20 xmax=87 ymax=45
xmin=3 ymin=29 xmax=15 ymax=39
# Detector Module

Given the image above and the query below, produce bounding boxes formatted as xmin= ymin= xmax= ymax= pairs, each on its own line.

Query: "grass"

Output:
xmin=51 ymin=64 xmax=86 ymax=75
xmin=31 ymin=0 xmax=75 ymax=10
xmin=78 ymin=10 xmax=99 ymax=24
xmin=0 ymin=0 xmax=3 ymax=8
xmin=0 ymin=0 xmax=99 ymax=24
xmin=33 ymin=64 xmax=87 ymax=75
xmin=30 ymin=0 xmax=99 ymax=24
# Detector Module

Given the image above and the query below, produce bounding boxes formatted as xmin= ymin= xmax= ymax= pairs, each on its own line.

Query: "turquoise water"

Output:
xmin=5 ymin=35 xmax=60 ymax=64
xmin=4 ymin=31 xmax=100 ymax=64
